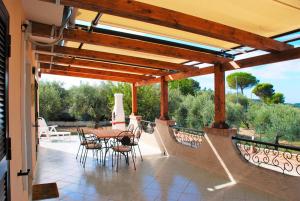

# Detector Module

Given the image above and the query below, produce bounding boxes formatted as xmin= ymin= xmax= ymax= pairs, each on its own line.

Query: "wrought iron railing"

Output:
xmin=170 ymin=126 xmax=205 ymax=148
xmin=232 ymin=135 xmax=300 ymax=176
xmin=140 ymin=120 xmax=156 ymax=134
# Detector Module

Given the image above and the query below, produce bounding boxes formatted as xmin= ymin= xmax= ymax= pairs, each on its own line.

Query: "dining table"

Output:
xmin=82 ymin=128 xmax=133 ymax=165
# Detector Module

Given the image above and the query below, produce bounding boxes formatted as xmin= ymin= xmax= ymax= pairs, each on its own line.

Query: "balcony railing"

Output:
xmin=170 ymin=126 xmax=205 ymax=148
xmin=140 ymin=120 xmax=156 ymax=134
xmin=232 ymin=135 xmax=300 ymax=176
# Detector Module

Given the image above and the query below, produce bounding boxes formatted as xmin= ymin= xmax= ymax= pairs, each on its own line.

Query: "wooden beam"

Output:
xmin=160 ymin=76 xmax=169 ymax=120
xmin=213 ymin=64 xmax=227 ymax=128
xmin=31 ymin=22 xmax=230 ymax=64
xmin=40 ymin=69 xmax=138 ymax=83
xmin=39 ymin=63 xmax=148 ymax=81
xmin=136 ymin=66 xmax=214 ymax=86
xmin=36 ymin=46 xmax=194 ymax=72
xmin=223 ymin=47 xmax=300 ymax=70
xmin=136 ymin=47 xmax=300 ymax=86
xmin=131 ymin=83 xmax=138 ymax=115
xmin=37 ymin=54 xmax=168 ymax=76
xmin=39 ymin=0 xmax=292 ymax=52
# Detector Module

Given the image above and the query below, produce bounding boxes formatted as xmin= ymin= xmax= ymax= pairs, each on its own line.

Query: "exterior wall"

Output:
xmin=3 ymin=0 xmax=35 ymax=201
xmin=155 ymin=120 xmax=300 ymax=201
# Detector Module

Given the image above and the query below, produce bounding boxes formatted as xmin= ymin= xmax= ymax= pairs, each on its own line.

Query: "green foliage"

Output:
xmin=169 ymin=78 xmax=200 ymax=96
xmin=226 ymin=72 xmax=258 ymax=94
xmin=172 ymin=90 xmax=214 ymax=129
xmin=69 ymin=84 xmax=111 ymax=123
xmin=252 ymin=83 xmax=275 ymax=103
xmin=271 ymin=93 xmax=285 ymax=104
xmin=137 ymin=85 xmax=160 ymax=121
xmin=168 ymin=89 xmax=183 ymax=119
xmin=226 ymin=93 xmax=249 ymax=108
xmin=248 ymin=103 xmax=300 ymax=141
xmin=39 ymin=81 xmax=69 ymax=121
xmin=226 ymin=102 xmax=244 ymax=127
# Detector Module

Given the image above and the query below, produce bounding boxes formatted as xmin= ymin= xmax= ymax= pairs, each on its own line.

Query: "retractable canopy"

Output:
xmin=33 ymin=0 xmax=300 ymax=84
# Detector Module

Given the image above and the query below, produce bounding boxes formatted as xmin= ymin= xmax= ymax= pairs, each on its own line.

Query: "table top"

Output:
xmin=83 ymin=128 xmax=132 ymax=139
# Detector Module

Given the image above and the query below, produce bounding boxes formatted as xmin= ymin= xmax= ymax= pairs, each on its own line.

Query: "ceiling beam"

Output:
xmin=31 ymin=22 xmax=230 ymax=64
xmin=39 ymin=63 xmax=150 ymax=81
xmin=37 ymin=54 xmax=169 ymax=76
xmin=136 ymin=47 xmax=300 ymax=86
xmin=136 ymin=66 xmax=214 ymax=86
xmin=39 ymin=0 xmax=292 ymax=52
xmin=40 ymin=68 xmax=138 ymax=83
xmin=36 ymin=46 xmax=193 ymax=72
xmin=223 ymin=47 xmax=300 ymax=70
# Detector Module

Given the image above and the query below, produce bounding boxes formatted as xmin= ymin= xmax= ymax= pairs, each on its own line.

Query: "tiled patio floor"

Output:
xmin=34 ymin=136 xmax=284 ymax=201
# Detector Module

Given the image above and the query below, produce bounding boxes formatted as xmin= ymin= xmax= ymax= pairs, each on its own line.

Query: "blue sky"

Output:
xmin=43 ymin=21 xmax=300 ymax=103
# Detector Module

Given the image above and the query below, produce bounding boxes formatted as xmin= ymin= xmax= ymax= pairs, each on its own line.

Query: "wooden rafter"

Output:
xmin=136 ymin=47 xmax=300 ymax=86
xmin=39 ymin=63 xmax=150 ymax=81
xmin=39 ymin=0 xmax=292 ymax=52
xmin=36 ymin=46 xmax=193 ymax=72
xmin=40 ymin=68 xmax=138 ymax=83
xmin=31 ymin=22 xmax=230 ymax=64
xmin=37 ymin=54 xmax=169 ymax=76
xmin=223 ymin=47 xmax=300 ymax=70
xmin=136 ymin=66 xmax=214 ymax=86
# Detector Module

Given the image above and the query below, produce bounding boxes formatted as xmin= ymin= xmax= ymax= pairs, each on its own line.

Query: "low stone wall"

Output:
xmin=47 ymin=121 xmax=111 ymax=127
xmin=154 ymin=119 xmax=300 ymax=201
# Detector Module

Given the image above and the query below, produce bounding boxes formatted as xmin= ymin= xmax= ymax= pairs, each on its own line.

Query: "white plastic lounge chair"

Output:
xmin=38 ymin=117 xmax=71 ymax=140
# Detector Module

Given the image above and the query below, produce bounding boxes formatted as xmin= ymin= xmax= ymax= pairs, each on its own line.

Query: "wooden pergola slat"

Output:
xmin=40 ymin=68 xmax=138 ymax=83
xmin=136 ymin=66 xmax=214 ymax=86
xmin=223 ymin=47 xmax=300 ymax=70
xmin=39 ymin=0 xmax=292 ymax=52
xmin=39 ymin=63 xmax=150 ymax=81
xmin=136 ymin=47 xmax=300 ymax=86
xmin=36 ymin=46 xmax=193 ymax=72
xmin=32 ymin=22 xmax=230 ymax=64
xmin=37 ymin=54 xmax=169 ymax=76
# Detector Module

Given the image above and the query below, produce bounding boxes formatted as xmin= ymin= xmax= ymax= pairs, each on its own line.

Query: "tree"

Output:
xmin=69 ymin=84 xmax=110 ymax=126
xmin=169 ymin=78 xmax=200 ymax=96
xmin=252 ymin=83 xmax=275 ymax=103
xmin=39 ymin=81 xmax=68 ymax=121
xmin=271 ymin=93 xmax=285 ymax=104
xmin=226 ymin=72 xmax=258 ymax=94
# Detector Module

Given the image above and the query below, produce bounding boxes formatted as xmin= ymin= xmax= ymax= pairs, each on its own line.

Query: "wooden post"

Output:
xmin=131 ymin=83 xmax=138 ymax=115
xmin=160 ymin=76 xmax=169 ymax=120
xmin=213 ymin=64 xmax=228 ymax=128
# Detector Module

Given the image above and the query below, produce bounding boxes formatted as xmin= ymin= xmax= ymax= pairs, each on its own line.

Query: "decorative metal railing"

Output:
xmin=232 ymin=136 xmax=300 ymax=176
xmin=170 ymin=126 xmax=205 ymax=148
xmin=140 ymin=120 xmax=156 ymax=134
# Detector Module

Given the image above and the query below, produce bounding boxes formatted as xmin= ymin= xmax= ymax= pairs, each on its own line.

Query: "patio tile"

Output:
xmin=34 ymin=137 xmax=287 ymax=201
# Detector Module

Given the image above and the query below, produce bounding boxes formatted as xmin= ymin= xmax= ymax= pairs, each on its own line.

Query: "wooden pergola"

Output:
xmin=33 ymin=0 xmax=300 ymax=128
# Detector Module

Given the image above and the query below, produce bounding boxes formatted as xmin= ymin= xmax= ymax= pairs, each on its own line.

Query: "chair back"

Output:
xmin=38 ymin=117 xmax=49 ymax=137
xmin=77 ymin=127 xmax=83 ymax=142
xmin=127 ymin=124 xmax=134 ymax=132
xmin=117 ymin=131 xmax=132 ymax=146
xmin=133 ymin=126 xmax=142 ymax=140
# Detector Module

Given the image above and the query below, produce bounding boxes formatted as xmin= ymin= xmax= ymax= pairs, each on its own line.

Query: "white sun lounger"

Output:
xmin=38 ymin=117 xmax=71 ymax=141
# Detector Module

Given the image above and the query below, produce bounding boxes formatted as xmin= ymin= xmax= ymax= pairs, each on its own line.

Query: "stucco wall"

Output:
xmin=155 ymin=119 xmax=300 ymax=201
xmin=3 ymin=0 xmax=30 ymax=201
